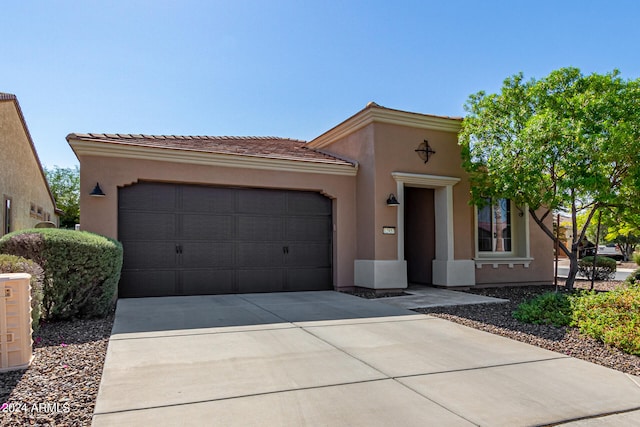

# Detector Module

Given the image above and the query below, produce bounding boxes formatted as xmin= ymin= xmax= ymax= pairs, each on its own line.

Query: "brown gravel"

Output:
xmin=415 ymin=280 xmax=640 ymax=376
xmin=0 ymin=314 xmax=113 ymax=426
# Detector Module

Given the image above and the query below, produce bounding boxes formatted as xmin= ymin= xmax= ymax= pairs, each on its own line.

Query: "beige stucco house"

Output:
xmin=68 ymin=103 xmax=553 ymax=297
xmin=0 ymin=93 xmax=59 ymax=236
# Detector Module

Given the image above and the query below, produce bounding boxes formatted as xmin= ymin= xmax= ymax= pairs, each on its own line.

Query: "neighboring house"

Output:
xmin=68 ymin=102 xmax=553 ymax=298
xmin=0 ymin=93 xmax=59 ymax=236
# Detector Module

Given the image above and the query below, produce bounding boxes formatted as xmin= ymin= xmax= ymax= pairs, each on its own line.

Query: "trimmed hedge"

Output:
xmin=0 ymin=229 xmax=123 ymax=320
xmin=0 ymin=254 xmax=44 ymax=331
xmin=577 ymin=256 xmax=616 ymax=281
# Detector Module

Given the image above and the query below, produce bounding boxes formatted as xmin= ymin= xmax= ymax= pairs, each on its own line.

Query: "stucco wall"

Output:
xmin=0 ymin=101 xmax=57 ymax=235
xmin=312 ymin=125 xmax=376 ymax=260
xmin=372 ymin=122 xmax=473 ymax=261
xmin=317 ymin=117 xmax=552 ymax=286
xmin=77 ymin=155 xmax=357 ymax=290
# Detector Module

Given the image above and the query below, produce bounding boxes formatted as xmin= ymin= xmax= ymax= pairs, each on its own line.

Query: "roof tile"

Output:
xmin=66 ymin=133 xmax=355 ymax=166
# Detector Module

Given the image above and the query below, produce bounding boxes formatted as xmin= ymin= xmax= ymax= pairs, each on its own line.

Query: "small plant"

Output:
xmin=571 ymin=285 xmax=640 ymax=356
xmin=577 ymin=256 xmax=616 ymax=281
xmin=625 ymin=268 xmax=640 ymax=286
xmin=513 ymin=291 xmax=573 ymax=327
xmin=633 ymin=252 xmax=640 ymax=266
xmin=0 ymin=254 xmax=44 ymax=331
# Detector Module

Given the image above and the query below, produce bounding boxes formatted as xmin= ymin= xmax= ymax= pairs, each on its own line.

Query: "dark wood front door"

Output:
xmin=404 ymin=187 xmax=436 ymax=284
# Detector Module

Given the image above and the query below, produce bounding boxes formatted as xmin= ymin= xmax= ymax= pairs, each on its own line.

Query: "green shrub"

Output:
xmin=633 ymin=252 xmax=640 ymax=266
xmin=577 ymin=256 xmax=617 ymax=281
xmin=513 ymin=291 xmax=573 ymax=326
xmin=0 ymin=254 xmax=44 ymax=331
xmin=625 ymin=268 xmax=640 ymax=286
xmin=0 ymin=229 xmax=123 ymax=320
xmin=571 ymin=285 xmax=640 ymax=355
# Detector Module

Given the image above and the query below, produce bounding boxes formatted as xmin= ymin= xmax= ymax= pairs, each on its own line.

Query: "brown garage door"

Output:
xmin=118 ymin=182 xmax=333 ymax=297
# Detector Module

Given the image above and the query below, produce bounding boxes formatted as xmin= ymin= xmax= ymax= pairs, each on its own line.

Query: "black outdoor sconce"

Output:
xmin=415 ymin=140 xmax=436 ymax=163
xmin=89 ymin=182 xmax=106 ymax=197
xmin=386 ymin=193 xmax=400 ymax=206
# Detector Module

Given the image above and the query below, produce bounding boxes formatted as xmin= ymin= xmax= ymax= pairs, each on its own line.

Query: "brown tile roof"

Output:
xmin=66 ymin=133 xmax=355 ymax=166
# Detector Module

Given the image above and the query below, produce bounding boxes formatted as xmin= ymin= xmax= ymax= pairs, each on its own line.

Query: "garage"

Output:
xmin=118 ymin=181 xmax=333 ymax=297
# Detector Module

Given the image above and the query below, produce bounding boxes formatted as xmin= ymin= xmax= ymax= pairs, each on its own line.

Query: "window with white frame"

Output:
xmin=477 ymin=198 xmax=512 ymax=254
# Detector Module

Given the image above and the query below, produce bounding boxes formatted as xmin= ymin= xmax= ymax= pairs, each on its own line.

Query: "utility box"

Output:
xmin=0 ymin=273 xmax=33 ymax=372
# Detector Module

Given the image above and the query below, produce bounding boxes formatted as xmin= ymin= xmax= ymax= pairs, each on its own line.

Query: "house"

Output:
xmin=0 ymin=93 xmax=59 ymax=236
xmin=68 ymin=102 xmax=553 ymax=297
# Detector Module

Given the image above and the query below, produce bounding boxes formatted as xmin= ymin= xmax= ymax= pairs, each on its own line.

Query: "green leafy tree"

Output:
xmin=45 ymin=165 xmax=80 ymax=229
xmin=459 ymin=68 xmax=640 ymax=289
xmin=603 ymin=209 xmax=640 ymax=261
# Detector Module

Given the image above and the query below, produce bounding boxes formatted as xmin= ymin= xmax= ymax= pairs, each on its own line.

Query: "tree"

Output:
xmin=459 ymin=68 xmax=640 ymax=289
xmin=602 ymin=209 xmax=640 ymax=261
xmin=45 ymin=166 xmax=80 ymax=229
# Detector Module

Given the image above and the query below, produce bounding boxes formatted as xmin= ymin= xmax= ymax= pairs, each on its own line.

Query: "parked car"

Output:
xmin=585 ymin=243 xmax=624 ymax=261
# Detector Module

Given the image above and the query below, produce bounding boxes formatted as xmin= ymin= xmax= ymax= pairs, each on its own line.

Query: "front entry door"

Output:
xmin=404 ymin=187 xmax=436 ymax=284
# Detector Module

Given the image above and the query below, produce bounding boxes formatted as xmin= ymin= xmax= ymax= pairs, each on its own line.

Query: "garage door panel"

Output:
xmin=287 ymin=268 xmax=332 ymax=290
xmin=238 ymin=216 xmax=283 ymax=241
xmin=286 ymin=243 xmax=331 ymax=267
xmin=287 ymin=191 xmax=332 ymax=215
xmin=119 ymin=182 xmax=332 ymax=297
xmin=182 ymin=214 xmax=235 ymax=240
xmin=119 ymin=182 xmax=177 ymax=211
xmin=238 ymin=270 xmax=285 ymax=293
xmin=182 ymin=186 xmax=236 ymax=213
xmin=182 ymin=270 xmax=235 ymax=294
xmin=119 ymin=212 xmax=176 ymax=240
xmin=238 ymin=189 xmax=286 ymax=214
xmin=119 ymin=270 xmax=177 ymax=298
xmin=286 ymin=217 xmax=331 ymax=241
xmin=237 ymin=243 xmax=284 ymax=267
xmin=182 ymin=242 xmax=234 ymax=267
xmin=121 ymin=242 xmax=177 ymax=270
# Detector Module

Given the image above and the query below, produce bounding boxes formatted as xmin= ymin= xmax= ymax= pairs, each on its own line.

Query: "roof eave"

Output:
xmin=307 ymin=104 xmax=463 ymax=149
xmin=68 ymin=138 xmax=358 ymax=176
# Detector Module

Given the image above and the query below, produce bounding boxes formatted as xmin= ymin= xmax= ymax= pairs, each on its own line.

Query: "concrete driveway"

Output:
xmin=93 ymin=291 xmax=640 ymax=426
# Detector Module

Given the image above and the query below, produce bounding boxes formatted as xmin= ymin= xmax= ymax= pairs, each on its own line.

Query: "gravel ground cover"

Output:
xmin=0 ymin=314 xmax=113 ymax=426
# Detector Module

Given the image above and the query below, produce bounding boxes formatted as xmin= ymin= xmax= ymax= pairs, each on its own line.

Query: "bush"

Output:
xmin=0 ymin=229 xmax=123 ymax=320
xmin=512 ymin=291 xmax=573 ymax=327
xmin=633 ymin=252 xmax=640 ymax=266
xmin=571 ymin=285 xmax=640 ymax=356
xmin=0 ymin=254 xmax=44 ymax=331
xmin=625 ymin=268 xmax=640 ymax=286
xmin=577 ymin=256 xmax=617 ymax=281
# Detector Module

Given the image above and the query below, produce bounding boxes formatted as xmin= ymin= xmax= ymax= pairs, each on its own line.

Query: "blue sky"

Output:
xmin=3 ymin=0 xmax=640 ymax=168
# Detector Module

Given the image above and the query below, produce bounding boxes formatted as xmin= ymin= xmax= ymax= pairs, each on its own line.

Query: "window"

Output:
xmin=477 ymin=198 xmax=512 ymax=253
xmin=3 ymin=197 xmax=11 ymax=235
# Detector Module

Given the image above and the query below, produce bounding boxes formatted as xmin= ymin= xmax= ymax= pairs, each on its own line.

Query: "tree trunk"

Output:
xmin=566 ymin=251 xmax=579 ymax=290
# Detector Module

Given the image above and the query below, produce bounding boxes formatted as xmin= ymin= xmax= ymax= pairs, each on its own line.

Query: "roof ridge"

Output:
xmin=0 ymin=92 xmax=17 ymax=101
xmin=68 ymin=132 xmax=306 ymax=143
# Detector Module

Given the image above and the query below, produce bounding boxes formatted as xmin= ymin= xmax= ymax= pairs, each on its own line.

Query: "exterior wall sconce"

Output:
xmin=386 ymin=193 xmax=400 ymax=206
xmin=89 ymin=182 xmax=106 ymax=197
xmin=415 ymin=140 xmax=436 ymax=163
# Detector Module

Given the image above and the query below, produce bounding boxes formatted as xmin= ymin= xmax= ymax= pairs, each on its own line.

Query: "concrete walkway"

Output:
xmin=377 ymin=285 xmax=508 ymax=309
xmin=93 ymin=291 xmax=640 ymax=426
